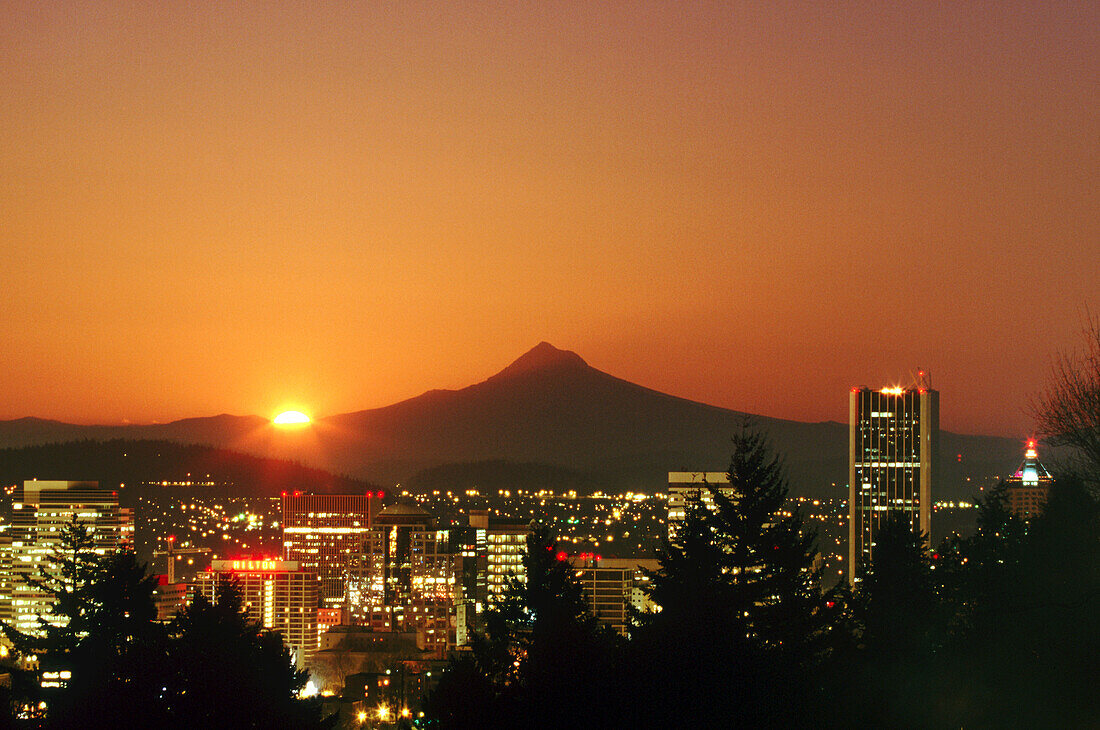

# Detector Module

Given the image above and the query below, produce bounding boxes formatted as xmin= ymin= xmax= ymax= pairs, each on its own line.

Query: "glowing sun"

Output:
xmin=273 ymin=410 xmax=311 ymax=426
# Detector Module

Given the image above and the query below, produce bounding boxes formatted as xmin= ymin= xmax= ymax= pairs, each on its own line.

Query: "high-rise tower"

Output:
xmin=281 ymin=492 xmax=380 ymax=607
xmin=849 ymin=381 xmax=939 ymax=583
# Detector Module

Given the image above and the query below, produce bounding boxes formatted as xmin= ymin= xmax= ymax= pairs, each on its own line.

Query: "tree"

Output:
xmin=164 ymin=581 xmax=327 ymax=730
xmin=1033 ymin=313 xmax=1100 ymax=482
xmin=629 ymin=425 xmax=832 ymax=728
xmin=0 ymin=517 xmax=169 ymax=729
xmin=428 ymin=523 xmax=618 ymax=730
xmin=843 ymin=515 xmax=947 ymax=728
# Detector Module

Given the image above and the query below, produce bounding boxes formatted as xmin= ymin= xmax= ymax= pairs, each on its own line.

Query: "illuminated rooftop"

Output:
xmin=1009 ymin=439 xmax=1053 ymax=487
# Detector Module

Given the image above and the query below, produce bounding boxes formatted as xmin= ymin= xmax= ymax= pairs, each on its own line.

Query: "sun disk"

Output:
xmin=273 ymin=410 xmax=311 ymax=425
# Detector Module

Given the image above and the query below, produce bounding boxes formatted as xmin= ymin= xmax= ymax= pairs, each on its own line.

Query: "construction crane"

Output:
xmin=153 ymin=535 xmax=211 ymax=585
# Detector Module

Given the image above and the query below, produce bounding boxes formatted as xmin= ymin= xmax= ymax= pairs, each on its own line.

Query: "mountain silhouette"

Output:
xmin=0 ymin=343 xmax=1027 ymax=498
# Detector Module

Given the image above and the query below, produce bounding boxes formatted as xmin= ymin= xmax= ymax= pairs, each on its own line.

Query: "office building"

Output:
xmin=849 ymin=383 xmax=939 ymax=582
xmin=197 ymin=558 xmax=319 ymax=670
xmin=1005 ymin=439 xmax=1053 ymax=519
xmin=281 ymin=492 xmax=380 ymax=607
xmin=570 ymin=555 xmax=661 ymax=637
xmin=345 ymin=503 xmax=456 ymax=657
xmin=667 ymin=472 xmax=732 ymax=539
xmin=152 ymin=577 xmax=189 ymax=622
xmin=2 ymin=481 xmax=122 ymax=639
xmin=467 ymin=510 xmax=529 ymax=607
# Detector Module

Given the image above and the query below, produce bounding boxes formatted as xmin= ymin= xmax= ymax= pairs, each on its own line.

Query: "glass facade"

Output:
xmin=848 ymin=387 xmax=938 ymax=582
xmin=281 ymin=493 xmax=376 ymax=607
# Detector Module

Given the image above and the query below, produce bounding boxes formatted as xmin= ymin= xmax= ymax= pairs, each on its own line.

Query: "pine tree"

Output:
xmin=428 ymin=523 xmax=617 ymax=730
xmin=630 ymin=425 xmax=830 ymax=727
xmin=845 ymin=515 xmax=946 ymax=728
xmin=0 ymin=517 xmax=169 ymax=729
xmin=164 ymin=581 xmax=324 ymax=729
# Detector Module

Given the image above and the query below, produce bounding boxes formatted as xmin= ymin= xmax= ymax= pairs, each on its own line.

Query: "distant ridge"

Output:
xmin=0 ymin=439 xmax=377 ymax=498
xmin=0 ymin=343 xmax=1029 ymax=499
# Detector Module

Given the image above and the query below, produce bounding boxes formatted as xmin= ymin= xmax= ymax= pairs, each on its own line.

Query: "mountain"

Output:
xmin=0 ymin=343 xmax=1030 ymax=498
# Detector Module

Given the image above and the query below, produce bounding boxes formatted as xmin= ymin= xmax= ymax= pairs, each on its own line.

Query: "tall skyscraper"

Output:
xmin=1 ymin=481 xmax=123 ymax=638
xmin=1005 ymin=439 xmax=1053 ymax=519
xmin=467 ymin=510 xmax=529 ymax=608
xmin=849 ymin=383 xmax=939 ymax=583
xmin=281 ymin=492 xmax=380 ymax=607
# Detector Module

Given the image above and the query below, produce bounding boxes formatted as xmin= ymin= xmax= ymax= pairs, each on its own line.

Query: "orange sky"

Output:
xmin=2 ymin=2 xmax=1096 ymax=436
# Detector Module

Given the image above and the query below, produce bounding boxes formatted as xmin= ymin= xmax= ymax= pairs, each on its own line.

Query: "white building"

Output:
xmin=2 ymin=481 xmax=123 ymax=639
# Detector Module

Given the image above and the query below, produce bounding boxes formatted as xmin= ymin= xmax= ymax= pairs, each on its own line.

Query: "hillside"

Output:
xmin=0 ymin=440 xmax=377 ymax=501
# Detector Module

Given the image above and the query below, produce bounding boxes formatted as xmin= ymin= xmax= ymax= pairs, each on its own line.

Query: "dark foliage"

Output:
xmin=626 ymin=426 xmax=834 ymax=729
xmin=427 ymin=523 xmax=620 ymax=730
xmin=165 ymin=582 xmax=327 ymax=729
xmin=1033 ymin=313 xmax=1100 ymax=482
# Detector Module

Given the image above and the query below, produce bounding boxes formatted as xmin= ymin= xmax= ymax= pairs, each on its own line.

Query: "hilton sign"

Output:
xmin=211 ymin=559 xmax=299 ymax=573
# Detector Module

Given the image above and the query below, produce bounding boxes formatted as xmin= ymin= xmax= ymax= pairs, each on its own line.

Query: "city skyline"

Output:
xmin=3 ymin=3 xmax=1097 ymax=436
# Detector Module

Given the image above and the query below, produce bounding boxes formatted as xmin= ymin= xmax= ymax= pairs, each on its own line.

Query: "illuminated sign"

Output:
xmin=211 ymin=559 xmax=299 ymax=573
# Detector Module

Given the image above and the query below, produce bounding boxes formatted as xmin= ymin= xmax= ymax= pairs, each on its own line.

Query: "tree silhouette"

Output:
xmin=0 ymin=517 xmax=169 ymax=729
xmin=164 ymin=581 xmax=327 ymax=729
xmin=428 ymin=523 xmax=617 ymax=730
xmin=0 ymin=520 xmax=331 ymax=729
xmin=629 ymin=425 xmax=831 ymax=728
xmin=1033 ymin=313 xmax=1100 ymax=482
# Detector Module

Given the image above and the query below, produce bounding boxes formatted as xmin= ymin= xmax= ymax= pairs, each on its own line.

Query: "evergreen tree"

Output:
xmin=1009 ymin=476 xmax=1100 ymax=726
xmin=629 ymin=426 xmax=831 ymax=728
xmin=164 ymin=581 xmax=326 ymax=730
xmin=844 ymin=515 xmax=948 ymax=728
xmin=428 ymin=523 xmax=617 ymax=730
xmin=0 ymin=517 xmax=169 ymax=729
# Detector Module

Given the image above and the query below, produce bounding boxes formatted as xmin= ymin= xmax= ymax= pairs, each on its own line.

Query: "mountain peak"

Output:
xmin=491 ymin=342 xmax=589 ymax=380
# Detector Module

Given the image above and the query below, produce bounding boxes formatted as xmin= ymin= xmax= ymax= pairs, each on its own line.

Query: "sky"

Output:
xmin=1 ymin=2 xmax=1096 ymax=436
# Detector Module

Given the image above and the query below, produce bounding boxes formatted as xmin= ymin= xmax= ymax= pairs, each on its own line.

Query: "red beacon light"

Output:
xmin=376 ymin=490 xmax=385 ymax=499
xmin=556 ymin=551 xmax=568 ymax=562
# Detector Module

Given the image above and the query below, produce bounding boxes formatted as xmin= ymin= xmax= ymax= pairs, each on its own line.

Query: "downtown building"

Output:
xmin=344 ymin=503 xmax=457 ymax=658
xmin=197 ymin=558 xmax=319 ymax=670
xmin=667 ymin=471 xmax=733 ymax=539
xmin=569 ymin=555 xmax=660 ymax=637
xmin=467 ymin=510 xmax=529 ymax=608
xmin=0 ymin=481 xmax=123 ymax=640
xmin=281 ymin=492 xmax=382 ymax=608
xmin=1005 ymin=439 xmax=1053 ymax=519
xmin=848 ymin=384 xmax=939 ymax=583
